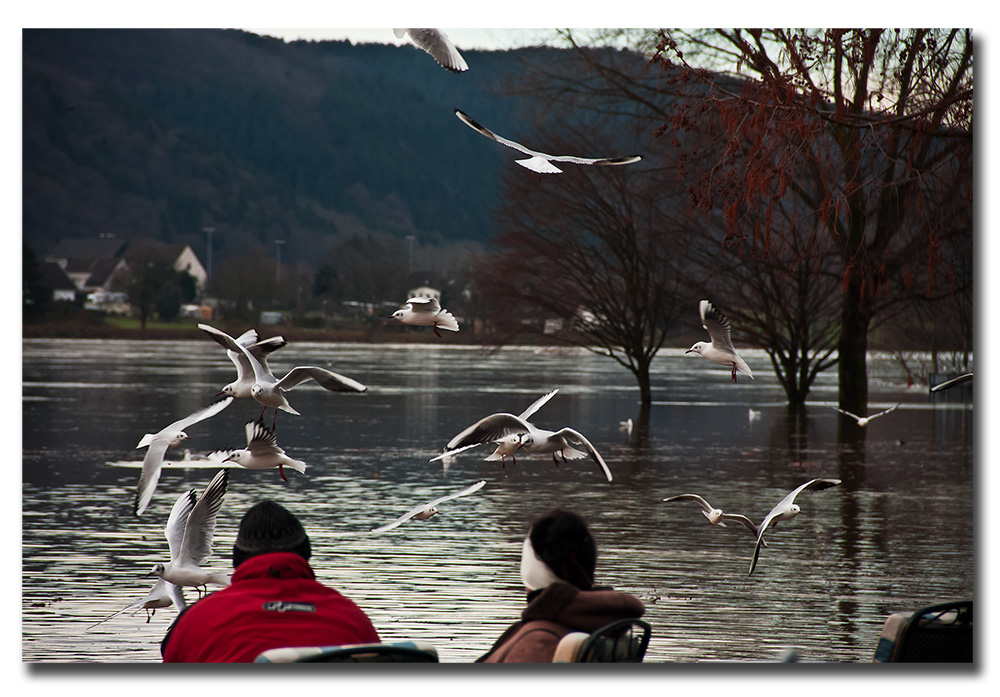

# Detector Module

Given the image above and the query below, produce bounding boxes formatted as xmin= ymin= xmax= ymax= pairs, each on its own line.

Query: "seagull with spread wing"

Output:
xmin=134 ymin=397 xmax=233 ymax=516
xmin=198 ymin=323 xmax=367 ymax=427
xmin=663 ymin=493 xmax=766 ymax=547
xmin=203 ymin=326 xmax=287 ymax=399
xmin=390 ymin=296 xmax=459 ymax=337
xmin=223 ymin=419 xmax=307 ymax=482
xmin=434 ymin=389 xmax=613 ymax=482
xmin=148 ymin=469 xmax=231 ymax=595
xmin=371 ymin=480 xmax=486 ymax=534
xmin=394 ymin=28 xmax=468 ymax=72
xmin=455 ymin=109 xmax=641 ymax=175
xmin=685 ymin=299 xmax=753 ymax=382
xmin=829 ymin=403 xmax=900 ymax=427
xmin=748 ymin=478 xmax=841 ymax=575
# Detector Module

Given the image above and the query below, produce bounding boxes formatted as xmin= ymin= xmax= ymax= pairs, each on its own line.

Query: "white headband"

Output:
xmin=519 ymin=534 xmax=562 ymax=591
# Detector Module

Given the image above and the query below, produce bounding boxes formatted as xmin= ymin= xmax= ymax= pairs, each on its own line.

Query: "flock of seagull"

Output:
xmin=91 ymin=29 xmax=912 ymax=630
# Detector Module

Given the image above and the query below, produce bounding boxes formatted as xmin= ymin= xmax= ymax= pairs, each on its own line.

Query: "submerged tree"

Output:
xmin=478 ymin=117 xmax=689 ymax=405
xmin=651 ymin=28 xmax=974 ymax=415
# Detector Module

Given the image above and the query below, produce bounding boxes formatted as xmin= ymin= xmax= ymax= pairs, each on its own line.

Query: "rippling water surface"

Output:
xmin=22 ymin=339 xmax=973 ymax=663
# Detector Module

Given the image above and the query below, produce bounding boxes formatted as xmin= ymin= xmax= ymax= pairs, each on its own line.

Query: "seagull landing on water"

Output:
xmin=371 ymin=480 xmax=486 ymax=534
xmin=394 ymin=29 xmax=468 ymax=72
xmin=390 ymin=296 xmax=459 ymax=337
xmin=748 ymin=478 xmax=841 ymax=575
xmin=828 ymin=403 xmax=900 ymax=427
xmin=198 ymin=323 xmax=367 ymax=428
xmin=685 ymin=299 xmax=753 ymax=382
xmin=148 ymin=469 xmax=231 ymax=596
xmin=454 ymin=109 xmax=642 ymax=175
xmin=134 ymin=397 xmax=234 ymax=516
xmin=663 ymin=493 xmax=767 ymax=547
xmin=223 ymin=420 xmax=307 ymax=483
xmin=432 ymin=389 xmax=613 ymax=482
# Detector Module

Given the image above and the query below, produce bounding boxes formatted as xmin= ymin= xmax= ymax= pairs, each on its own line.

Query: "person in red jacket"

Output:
xmin=161 ymin=500 xmax=379 ymax=662
xmin=476 ymin=508 xmax=645 ymax=663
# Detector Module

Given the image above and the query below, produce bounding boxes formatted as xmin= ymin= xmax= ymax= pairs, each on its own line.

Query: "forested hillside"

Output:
xmin=22 ymin=29 xmax=572 ymax=268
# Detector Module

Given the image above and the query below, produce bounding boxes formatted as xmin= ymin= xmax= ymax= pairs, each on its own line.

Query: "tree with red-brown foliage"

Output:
xmin=650 ymin=28 xmax=973 ymax=417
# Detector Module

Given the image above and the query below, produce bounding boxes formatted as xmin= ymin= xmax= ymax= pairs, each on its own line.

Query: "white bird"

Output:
xmin=748 ymin=478 xmax=841 ymax=575
xmin=394 ymin=28 xmax=469 ymax=72
xmin=435 ymin=390 xmax=613 ymax=482
xmin=685 ymin=299 xmax=753 ymax=382
xmin=371 ymin=480 xmax=486 ymax=534
xmin=134 ymin=397 xmax=234 ymax=516
xmin=390 ymin=296 xmax=459 ymax=337
xmin=828 ymin=403 xmax=900 ymax=427
xmin=202 ymin=326 xmax=287 ymax=399
xmin=930 ymin=373 xmax=973 ymax=393
xmin=223 ymin=419 xmax=307 ymax=483
xmin=663 ymin=493 xmax=767 ymax=547
xmin=198 ymin=323 xmax=367 ymax=426
xmin=88 ymin=578 xmax=187 ymax=629
xmin=148 ymin=469 xmax=231 ymax=594
xmin=455 ymin=109 xmax=642 ymax=175
xmin=748 ymin=408 xmax=762 ymax=423
xmin=619 ymin=418 xmax=633 ymax=436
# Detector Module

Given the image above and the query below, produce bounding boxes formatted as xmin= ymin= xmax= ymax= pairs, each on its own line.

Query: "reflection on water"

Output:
xmin=22 ymin=339 xmax=973 ymax=663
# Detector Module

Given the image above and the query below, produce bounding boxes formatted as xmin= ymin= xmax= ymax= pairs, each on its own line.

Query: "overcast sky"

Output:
xmin=244 ymin=28 xmax=561 ymax=51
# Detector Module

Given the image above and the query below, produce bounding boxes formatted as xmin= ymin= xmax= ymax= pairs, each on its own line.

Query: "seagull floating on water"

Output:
xmin=390 ymin=296 xmax=459 ymax=337
xmin=434 ymin=390 xmax=613 ymax=482
xmin=663 ymin=493 xmax=767 ymax=546
xmin=455 ymin=109 xmax=642 ymax=175
xmin=202 ymin=326 xmax=287 ymax=399
xmin=88 ymin=578 xmax=187 ymax=629
xmin=394 ymin=28 xmax=468 ymax=72
xmin=198 ymin=323 xmax=367 ymax=426
xmin=148 ymin=469 xmax=231 ymax=595
xmin=371 ymin=480 xmax=486 ymax=534
xmin=619 ymin=418 xmax=633 ymax=436
xmin=223 ymin=420 xmax=307 ymax=482
xmin=685 ymin=299 xmax=753 ymax=382
xmin=134 ymin=397 xmax=233 ymax=516
xmin=828 ymin=403 xmax=900 ymax=427
xmin=748 ymin=478 xmax=841 ymax=575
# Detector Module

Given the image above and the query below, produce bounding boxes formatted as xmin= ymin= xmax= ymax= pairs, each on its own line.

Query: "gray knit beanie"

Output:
xmin=232 ymin=500 xmax=311 ymax=568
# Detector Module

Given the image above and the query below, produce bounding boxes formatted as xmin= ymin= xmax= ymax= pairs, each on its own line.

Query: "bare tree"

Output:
xmin=477 ymin=119 xmax=688 ymax=405
xmin=651 ymin=29 xmax=973 ymax=416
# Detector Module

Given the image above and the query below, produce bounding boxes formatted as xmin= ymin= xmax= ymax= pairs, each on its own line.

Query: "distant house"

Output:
xmin=36 ymin=262 xmax=80 ymax=303
xmin=407 ymin=285 xmax=441 ymax=302
xmin=46 ymin=236 xmax=208 ymax=313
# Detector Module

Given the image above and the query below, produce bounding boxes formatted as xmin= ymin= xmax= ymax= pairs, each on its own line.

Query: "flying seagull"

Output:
xmin=929 ymin=373 xmax=973 ymax=393
xmin=198 ymin=323 xmax=367 ymax=426
xmin=148 ymin=469 xmax=231 ymax=595
xmin=223 ymin=419 xmax=307 ymax=482
xmin=663 ymin=493 xmax=766 ymax=547
xmin=390 ymin=296 xmax=459 ymax=337
xmin=394 ymin=28 xmax=469 ymax=72
xmin=134 ymin=397 xmax=234 ymax=516
xmin=434 ymin=389 xmax=613 ymax=482
xmin=203 ymin=326 xmax=287 ymax=399
xmin=749 ymin=478 xmax=841 ymax=575
xmin=685 ymin=299 xmax=753 ymax=382
xmin=371 ymin=480 xmax=486 ymax=533
xmin=88 ymin=578 xmax=187 ymax=629
xmin=455 ymin=109 xmax=642 ymax=175
xmin=828 ymin=403 xmax=900 ymax=427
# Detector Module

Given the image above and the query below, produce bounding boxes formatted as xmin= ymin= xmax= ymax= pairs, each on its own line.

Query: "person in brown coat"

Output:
xmin=476 ymin=509 xmax=645 ymax=663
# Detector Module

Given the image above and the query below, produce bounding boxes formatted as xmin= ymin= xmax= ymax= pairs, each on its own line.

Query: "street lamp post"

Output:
xmin=202 ymin=226 xmax=215 ymax=295
xmin=274 ymin=239 xmax=286 ymax=284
